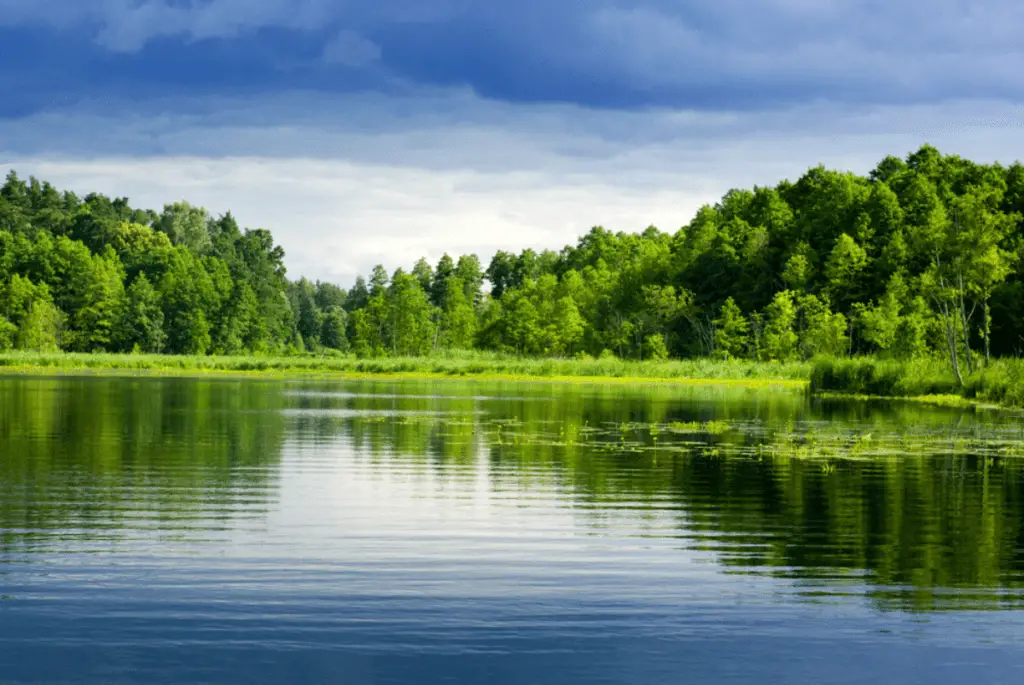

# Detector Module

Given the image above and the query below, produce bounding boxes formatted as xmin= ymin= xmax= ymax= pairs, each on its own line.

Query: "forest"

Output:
xmin=1 ymin=144 xmax=1022 ymax=384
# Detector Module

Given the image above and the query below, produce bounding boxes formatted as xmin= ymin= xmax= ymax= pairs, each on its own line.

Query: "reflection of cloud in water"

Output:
xmin=281 ymin=409 xmax=487 ymax=417
xmin=283 ymin=390 xmax=555 ymax=402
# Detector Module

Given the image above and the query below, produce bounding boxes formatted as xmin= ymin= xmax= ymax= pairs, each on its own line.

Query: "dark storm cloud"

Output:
xmin=1 ymin=0 xmax=1022 ymax=116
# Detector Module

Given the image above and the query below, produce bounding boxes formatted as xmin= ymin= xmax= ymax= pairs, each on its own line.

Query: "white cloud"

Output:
xmin=2 ymin=156 xmax=708 ymax=286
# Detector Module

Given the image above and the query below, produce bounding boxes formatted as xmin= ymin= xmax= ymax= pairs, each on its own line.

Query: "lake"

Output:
xmin=2 ymin=375 xmax=1024 ymax=684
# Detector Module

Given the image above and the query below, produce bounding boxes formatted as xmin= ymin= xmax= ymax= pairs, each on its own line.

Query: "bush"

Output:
xmin=810 ymin=356 xmax=958 ymax=397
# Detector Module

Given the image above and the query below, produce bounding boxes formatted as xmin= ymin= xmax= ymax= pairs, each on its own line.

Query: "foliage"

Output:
xmin=1 ymin=144 xmax=1023 ymax=373
xmin=809 ymin=355 xmax=1024 ymax=408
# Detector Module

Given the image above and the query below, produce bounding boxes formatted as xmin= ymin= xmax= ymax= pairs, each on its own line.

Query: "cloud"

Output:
xmin=0 ymin=0 xmax=333 ymax=52
xmin=2 ymin=0 xmax=1024 ymax=110
xmin=2 ymin=2 xmax=1023 ymax=286
xmin=3 ymin=156 xmax=706 ymax=287
xmin=322 ymin=30 xmax=381 ymax=68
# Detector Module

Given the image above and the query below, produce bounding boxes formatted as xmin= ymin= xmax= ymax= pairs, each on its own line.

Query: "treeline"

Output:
xmin=2 ymin=145 xmax=1023 ymax=378
xmin=0 ymin=178 xmax=293 ymax=354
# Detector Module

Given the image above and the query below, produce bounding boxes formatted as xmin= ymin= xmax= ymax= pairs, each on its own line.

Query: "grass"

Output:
xmin=810 ymin=356 xmax=1024 ymax=409
xmin=0 ymin=350 xmax=811 ymax=388
xmin=5 ymin=349 xmax=1021 ymax=408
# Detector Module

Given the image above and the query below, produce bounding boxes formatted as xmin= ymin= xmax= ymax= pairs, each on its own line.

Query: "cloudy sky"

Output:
xmin=2 ymin=1 xmax=1023 ymax=285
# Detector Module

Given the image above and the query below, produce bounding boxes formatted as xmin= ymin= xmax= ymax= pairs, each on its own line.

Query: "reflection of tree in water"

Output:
xmin=6 ymin=376 xmax=1023 ymax=611
xmin=0 ymin=377 xmax=286 ymax=552
xmin=291 ymin=380 xmax=1024 ymax=611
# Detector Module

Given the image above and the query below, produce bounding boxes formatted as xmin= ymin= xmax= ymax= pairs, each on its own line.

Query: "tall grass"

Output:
xmin=963 ymin=359 xmax=1024 ymax=408
xmin=810 ymin=356 xmax=1024 ymax=408
xmin=0 ymin=349 xmax=811 ymax=384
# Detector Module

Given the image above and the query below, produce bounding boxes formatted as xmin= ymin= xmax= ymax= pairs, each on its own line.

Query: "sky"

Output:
xmin=2 ymin=0 xmax=1023 ymax=286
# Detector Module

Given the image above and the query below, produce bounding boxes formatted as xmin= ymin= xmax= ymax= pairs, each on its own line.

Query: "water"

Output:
xmin=2 ymin=375 xmax=1024 ymax=684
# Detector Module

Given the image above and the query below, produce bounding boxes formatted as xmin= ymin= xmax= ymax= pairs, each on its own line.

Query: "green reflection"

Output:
xmin=4 ymin=375 xmax=1024 ymax=613
xmin=0 ymin=376 xmax=285 ymax=551
xmin=283 ymin=379 xmax=1024 ymax=611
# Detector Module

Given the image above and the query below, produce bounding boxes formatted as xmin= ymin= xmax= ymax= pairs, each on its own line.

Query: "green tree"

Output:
xmin=824 ymin=233 xmax=869 ymax=308
xmin=797 ymin=294 xmax=848 ymax=359
xmin=388 ymin=269 xmax=435 ymax=356
xmin=438 ymin=276 xmax=477 ymax=350
xmin=119 ymin=273 xmax=166 ymax=353
xmin=320 ymin=307 xmax=349 ymax=351
xmin=0 ymin=317 xmax=15 ymax=350
xmin=713 ymin=297 xmax=749 ymax=359
xmin=858 ymin=274 xmax=906 ymax=355
xmin=760 ymin=290 xmax=799 ymax=361
xmin=644 ymin=333 xmax=669 ymax=361
xmin=156 ymin=201 xmax=212 ymax=254
xmin=17 ymin=299 xmax=63 ymax=351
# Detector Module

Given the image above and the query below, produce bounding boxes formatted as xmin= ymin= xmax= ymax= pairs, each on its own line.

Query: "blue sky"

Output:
xmin=2 ymin=0 xmax=1023 ymax=284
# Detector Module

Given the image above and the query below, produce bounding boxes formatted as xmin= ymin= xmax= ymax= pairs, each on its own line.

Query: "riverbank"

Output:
xmin=810 ymin=357 xmax=1024 ymax=409
xmin=0 ymin=351 xmax=810 ymax=389
xmin=4 ymin=352 xmax=1020 ymax=408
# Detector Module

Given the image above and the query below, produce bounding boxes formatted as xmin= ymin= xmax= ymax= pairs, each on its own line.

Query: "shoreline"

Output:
xmin=0 ymin=361 xmax=808 ymax=390
xmin=0 ymin=354 xmax=1017 ymax=410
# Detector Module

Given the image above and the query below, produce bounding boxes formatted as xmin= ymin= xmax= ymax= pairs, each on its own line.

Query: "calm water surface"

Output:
xmin=2 ymin=376 xmax=1024 ymax=684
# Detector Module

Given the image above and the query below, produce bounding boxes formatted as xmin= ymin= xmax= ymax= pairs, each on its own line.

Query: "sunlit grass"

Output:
xmin=810 ymin=356 xmax=1024 ymax=409
xmin=0 ymin=350 xmax=810 ymax=386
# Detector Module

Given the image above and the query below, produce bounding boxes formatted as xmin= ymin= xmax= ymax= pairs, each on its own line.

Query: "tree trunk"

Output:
xmin=955 ymin=271 xmax=974 ymax=375
xmin=983 ymin=299 xmax=991 ymax=367
xmin=943 ymin=303 xmax=965 ymax=387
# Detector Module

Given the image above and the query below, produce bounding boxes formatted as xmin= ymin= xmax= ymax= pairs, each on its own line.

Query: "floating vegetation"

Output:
xmin=666 ymin=420 xmax=732 ymax=435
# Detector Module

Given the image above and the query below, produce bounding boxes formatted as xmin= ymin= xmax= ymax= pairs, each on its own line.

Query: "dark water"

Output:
xmin=2 ymin=376 xmax=1024 ymax=684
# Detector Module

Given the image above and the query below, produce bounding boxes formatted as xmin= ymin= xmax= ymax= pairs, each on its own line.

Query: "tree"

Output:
xmin=345 ymin=276 xmax=369 ymax=312
xmin=644 ymin=333 xmax=669 ymax=361
xmin=760 ymin=291 xmax=799 ymax=361
xmin=455 ymin=254 xmax=484 ymax=307
xmin=119 ymin=274 xmax=165 ymax=353
xmin=548 ymin=295 xmax=585 ymax=356
xmin=858 ymin=274 xmax=905 ymax=355
xmin=438 ymin=277 xmax=477 ymax=350
xmin=824 ymin=233 xmax=869 ymax=308
xmin=892 ymin=296 xmax=932 ymax=360
xmin=782 ymin=253 xmax=812 ymax=292
xmin=412 ymin=258 xmax=434 ymax=293
xmin=388 ymin=270 xmax=435 ymax=356
xmin=713 ymin=297 xmax=748 ymax=359
xmin=320 ymin=307 xmax=349 ymax=351
xmin=797 ymin=295 xmax=848 ymax=359
xmin=67 ymin=248 xmax=125 ymax=351
xmin=292 ymin=277 xmax=323 ymax=349
xmin=156 ymin=201 xmax=212 ymax=254
xmin=3 ymin=144 xmax=1024 ymax=365
xmin=485 ymin=250 xmax=517 ymax=299
xmin=17 ymin=299 xmax=63 ymax=351
xmin=0 ymin=317 xmax=15 ymax=350
xmin=430 ymin=254 xmax=455 ymax=308
xmin=159 ymin=250 xmax=214 ymax=355
xmin=953 ymin=191 xmax=1020 ymax=364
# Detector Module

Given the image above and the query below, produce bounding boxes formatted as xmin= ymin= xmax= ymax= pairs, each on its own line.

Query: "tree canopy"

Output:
xmin=1 ymin=146 xmax=1022 ymax=369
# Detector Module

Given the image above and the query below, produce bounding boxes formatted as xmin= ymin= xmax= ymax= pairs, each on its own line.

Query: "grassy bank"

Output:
xmin=0 ymin=350 xmax=810 ymax=388
xmin=6 ymin=351 xmax=1021 ymax=407
xmin=810 ymin=356 xmax=1024 ymax=409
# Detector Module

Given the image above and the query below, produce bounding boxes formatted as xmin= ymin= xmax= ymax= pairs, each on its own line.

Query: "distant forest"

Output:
xmin=1 ymin=145 xmax=1022 ymax=375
